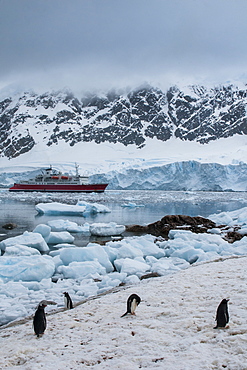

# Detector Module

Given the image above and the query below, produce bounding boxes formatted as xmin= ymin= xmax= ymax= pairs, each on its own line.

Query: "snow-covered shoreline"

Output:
xmin=0 ymin=256 xmax=247 ymax=369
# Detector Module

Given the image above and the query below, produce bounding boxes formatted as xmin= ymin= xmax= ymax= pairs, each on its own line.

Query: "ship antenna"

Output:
xmin=75 ymin=163 xmax=79 ymax=177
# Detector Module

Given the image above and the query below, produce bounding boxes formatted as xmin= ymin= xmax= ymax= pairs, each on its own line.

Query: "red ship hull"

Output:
xmin=9 ymin=183 xmax=108 ymax=193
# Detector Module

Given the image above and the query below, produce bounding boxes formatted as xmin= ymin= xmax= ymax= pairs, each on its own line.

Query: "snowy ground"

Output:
xmin=0 ymin=256 xmax=247 ymax=369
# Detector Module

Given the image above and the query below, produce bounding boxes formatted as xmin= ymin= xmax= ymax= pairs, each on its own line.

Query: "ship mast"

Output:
xmin=75 ymin=163 xmax=80 ymax=177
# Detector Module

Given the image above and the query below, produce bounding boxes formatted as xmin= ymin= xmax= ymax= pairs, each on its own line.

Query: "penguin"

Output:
xmin=214 ymin=298 xmax=229 ymax=329
xmin=121 ymin=294 xmax=141 ymax=317
xmin=33 ymin=300 xmax=57 ymax=337
xmin=63 ymin=292 xmax=73 ymax=309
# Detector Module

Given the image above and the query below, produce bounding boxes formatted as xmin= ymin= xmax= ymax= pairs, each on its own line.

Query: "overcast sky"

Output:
xmin=0 ymin=0 xmax=247 ymax=93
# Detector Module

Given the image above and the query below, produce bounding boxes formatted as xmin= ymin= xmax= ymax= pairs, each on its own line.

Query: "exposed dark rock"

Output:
xmin=223 ymin=230 xmax=244 ymax=243
xmin=2 ymin=223 xmax=17 ymax=230
xmin=126 ymin=214 xmax=216 ymax=238
xmin=140 ymin=272 xmax=161 ymax=280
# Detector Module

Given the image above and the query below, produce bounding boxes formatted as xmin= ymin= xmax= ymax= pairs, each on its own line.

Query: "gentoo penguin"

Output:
xmin=121 ymin=294 xmax=141 ymax=317
xmin=214 ymin=298 xmax=229 ymax=328
xmin=33 ymin=300 xmax=57 ymax=337
xmin=63 ymin=292 xmax=73 ymax=309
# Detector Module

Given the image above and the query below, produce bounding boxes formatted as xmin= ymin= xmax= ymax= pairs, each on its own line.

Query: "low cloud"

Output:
xmin=1 ymin=0 xmax=247 ymax=93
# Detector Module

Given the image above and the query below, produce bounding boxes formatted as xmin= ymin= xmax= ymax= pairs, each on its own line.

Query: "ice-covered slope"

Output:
xmin=90 ymin=160 xmax=247 ymax=191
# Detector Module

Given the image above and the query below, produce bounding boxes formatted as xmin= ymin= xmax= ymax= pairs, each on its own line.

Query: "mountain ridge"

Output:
xmin=1 ymin=83 xmax=247 ymax=160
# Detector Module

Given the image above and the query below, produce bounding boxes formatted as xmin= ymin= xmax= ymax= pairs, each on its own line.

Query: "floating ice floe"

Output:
xmin=77 ymin=201 xmax=111 ymax=214
xmin=47 ymin=219 xmax=90 ymax=234
xmin=121 ymin=202 xmax=145 ymax=208
xmin=36 ymin=202 xmax=86 ymax=215
xmin=35 ymin=201 xmax=110 ymax=216
xmin=90 ymin=222 xmax=125 ymax=236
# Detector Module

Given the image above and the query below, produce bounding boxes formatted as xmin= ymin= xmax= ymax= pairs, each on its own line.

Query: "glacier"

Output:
xmin=1 ymin=159 xmax=247 ymax=191
xmin=90 ymin=160 xmax=247 ymax=191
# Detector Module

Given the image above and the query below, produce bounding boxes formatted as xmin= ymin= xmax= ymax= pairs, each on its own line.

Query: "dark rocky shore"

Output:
xmin=126 ymin=214 xmax=244 ymax=243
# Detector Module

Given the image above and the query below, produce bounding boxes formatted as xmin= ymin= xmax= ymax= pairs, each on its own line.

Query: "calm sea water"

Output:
xmin=1 ymin=190 xmax=247 ymax=245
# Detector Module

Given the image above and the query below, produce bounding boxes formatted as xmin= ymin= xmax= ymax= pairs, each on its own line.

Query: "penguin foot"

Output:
xmin=213 ymin=325 xmax=229 ymax=329
xmin=36 ymin=333 xmax=44 ymax=338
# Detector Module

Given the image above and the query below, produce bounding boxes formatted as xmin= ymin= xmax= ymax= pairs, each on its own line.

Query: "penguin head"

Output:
xmin=221 ymin=299 xmax=229 ymax=304
xmin=37 ymin=300 xmax=57 ymax=309
xmin=38 ymin=300 xmax=48 ymax=308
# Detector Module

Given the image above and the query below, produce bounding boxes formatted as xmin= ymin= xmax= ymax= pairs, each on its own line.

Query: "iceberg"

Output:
xmin=35 ymin=201 xmax=111 ymax=216
xmin=35 ymin=202 xmax=86 ymax=215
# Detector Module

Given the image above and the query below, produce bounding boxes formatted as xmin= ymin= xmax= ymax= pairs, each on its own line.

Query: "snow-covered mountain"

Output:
xmin=1 ymin=83 xmax=247 ymax=159
xmin=1 ymin=83 xmax=247 ymax=190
